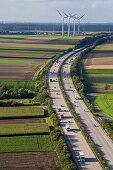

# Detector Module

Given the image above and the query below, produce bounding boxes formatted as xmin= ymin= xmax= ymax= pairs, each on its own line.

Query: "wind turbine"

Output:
xmin=63 ymin=12 xmax=72 ymax=37
xmin=77 ymin=14 xmax=85 ymax=35
xmin=57 ymin=10 xmax=67 ymax=38
xmin=69 ymin=13 xmax=77 ymax=37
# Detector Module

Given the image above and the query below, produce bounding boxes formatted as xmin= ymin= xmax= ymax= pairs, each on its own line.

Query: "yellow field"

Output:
xmin=94 ymin=43 xmax=113 ymax=51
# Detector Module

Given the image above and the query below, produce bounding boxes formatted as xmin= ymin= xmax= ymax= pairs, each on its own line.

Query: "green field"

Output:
xmin=98 ymin=119 xmax=113 ymax=142
xmin=0 ymin=135 xmax=53 ymax=153
xmin=49 ymin=38 xmax=80 ymax=44
xmin=95 ymin=94 xmax=113 ymax=118
xmin=0 ymin=80 xmax=36 ymax=91
xmin=0 ymin=123 xmax=50 ymax=136
xmin=0 ymin=106 xmax=44 ymax=118
xmin=84 ymin=69 xmax=113 ymax=74
xmin=83 ymin=69 xmax=113 ymax=93
xmin=0 ymin=52 xmax=55 ymax=59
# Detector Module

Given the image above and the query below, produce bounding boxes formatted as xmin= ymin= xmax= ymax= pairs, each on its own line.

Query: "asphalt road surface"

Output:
xmin=61 ymin=52 xmax=113 ymax=169
xmin=48 ymin=50 xmax=102 ymax=170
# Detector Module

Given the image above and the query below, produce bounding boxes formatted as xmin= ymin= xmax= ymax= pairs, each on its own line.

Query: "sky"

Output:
xmin=0 ymin=0 xmax=113 ymax=23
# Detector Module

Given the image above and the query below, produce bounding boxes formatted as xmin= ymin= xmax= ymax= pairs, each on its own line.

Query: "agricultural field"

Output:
xmin=0 ymin=80 xmax=36 ymax=91
xmin=0 ymin=118 xmax=46 ymax=124
xmin=0 ymin=42 xmax=74 ymax=50
xmin=82 ymin=42 xmax=113 ymax=93
xmin=0 ymin=36 xmax=75 ymax=80
xmin=94 ymin=94 xmax=113 ymax=118
xmin=0 ymin=106 xmax=44 ymax=118
xmin=83 ymin=70 xmax=113 ymax=93
xmin=0 ymin=58 xmax=47 ymax=80
xmin=0 ymin=135 xmax=53 ymax=153
xmin=0 ymin=123 xmax=50 ymax=136
xmin=0 ymin=152 xmax=62 ymax=170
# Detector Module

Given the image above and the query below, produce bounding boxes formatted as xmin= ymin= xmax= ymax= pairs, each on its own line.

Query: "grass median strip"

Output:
xmin=0 ymin=135 xmax=53 ymax=152
xmin=0 ymin=123 xmax=50 ymax=136
xmin=0 ymin=106 xmax=44 ymax=119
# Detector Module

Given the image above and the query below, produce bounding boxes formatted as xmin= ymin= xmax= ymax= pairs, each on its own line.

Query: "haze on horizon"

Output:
xmin=0 ymin=0 xmax=113 ymax=23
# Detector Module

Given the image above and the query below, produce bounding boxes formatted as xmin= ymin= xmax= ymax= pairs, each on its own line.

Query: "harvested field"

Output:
xmin=94 ymin=43 xmax=113 ymax=51
xmin=0 ymin=42 xmax=74 ymax=50
xmin=0 ymin=118 xmax=45 ymax=124
xmin=0 ymin=58 xmax=47 ymax=80
xmin=0 ymin=152 xmax=62 ymax=170
xmin=82 ymin=53 xmax=113 ymax=68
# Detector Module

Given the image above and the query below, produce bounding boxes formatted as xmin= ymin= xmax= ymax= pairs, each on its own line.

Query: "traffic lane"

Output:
xmin=51 ymin=89 xmax=100 ymax=170
xmin=62 ymin=55 xmax=113 ymax=169
xmin=49 ymin=52 xmax=102 ymax=170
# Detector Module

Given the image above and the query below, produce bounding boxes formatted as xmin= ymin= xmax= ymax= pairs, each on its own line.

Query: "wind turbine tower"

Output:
xmin=63 ymin=12 xmax=72 ymax=37
xmin=78 ymin=15 xmax=85 ymax=35
xmin=57 ymin=10 xmax=67 ymax=38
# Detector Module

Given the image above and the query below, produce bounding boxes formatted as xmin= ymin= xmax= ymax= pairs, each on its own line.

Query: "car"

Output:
xmin=66 ymin=124 xmax=70 ymax=131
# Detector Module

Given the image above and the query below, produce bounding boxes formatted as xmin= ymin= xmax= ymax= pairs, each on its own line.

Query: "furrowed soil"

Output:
xmin=0 ymin=118 xmax=45 ymax=124
xmin=0 ymin=152 xmax=62 ymax=170
xmin=82 ymin=53 xmax=113 ymax=69
xmin=0 ymin=58 xmax=47 ymax=80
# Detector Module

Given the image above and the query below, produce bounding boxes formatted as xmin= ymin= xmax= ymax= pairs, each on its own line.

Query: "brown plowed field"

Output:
xmin=0 ymin=58 xmax=47 ymax=80
xmin=82 ymin=53 xmax=113 ymax=69
xmin=0 ymin=118 xmax=45 ymax=124
xmin=0 ymin=152 xmax=62 ymax=170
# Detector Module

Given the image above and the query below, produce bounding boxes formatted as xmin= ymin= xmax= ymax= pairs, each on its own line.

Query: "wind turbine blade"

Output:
xmin=57 ymin=10 xmax=62 ymax=17
xmin=63 ymin=12 xmax=68 ymax=17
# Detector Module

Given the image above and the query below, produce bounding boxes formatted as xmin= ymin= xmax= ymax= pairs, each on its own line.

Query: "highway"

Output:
xmin=48 ymin=51 xmax=102 ymax=170
xmin=61 ymin=52 xmax=113 ymax=169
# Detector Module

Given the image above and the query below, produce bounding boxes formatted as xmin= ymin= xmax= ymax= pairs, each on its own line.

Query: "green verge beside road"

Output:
xmin=0 ymin=123 xmax=50 ymax=136
xmin=0 ymin=135 xmax=53 ymax=153
xmin=0 ymin=106 xmax=44 ymax=118
xmin=95 ymin=94 xmax=113 ymax=118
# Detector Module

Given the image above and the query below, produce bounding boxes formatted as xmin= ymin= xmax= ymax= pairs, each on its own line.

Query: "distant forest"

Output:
xmin=0 ymin=23 xmax=113 ymax=33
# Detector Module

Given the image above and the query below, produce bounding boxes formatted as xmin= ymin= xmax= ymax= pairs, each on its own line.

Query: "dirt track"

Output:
xmin=0 ymin=118 xmax=45 ymax=124
xmin=0 ymin=152 xmax=62 ymax=170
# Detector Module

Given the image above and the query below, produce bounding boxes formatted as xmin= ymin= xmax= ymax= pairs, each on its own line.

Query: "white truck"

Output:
xmin=78 ymin=152 xmax=85 ymax=162
xmin=66 ymin=124 xmax=70 ymax=131
xmin=75 ymin=95 xmax=79 ymax=100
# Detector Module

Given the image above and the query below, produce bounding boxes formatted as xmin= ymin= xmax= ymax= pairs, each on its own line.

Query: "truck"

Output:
xmin=78 ymin=152 xmax=85 ymax=162
xmin=75 ymin=95 xmax=79 ymax=100
xmin=66 ymin=124 xmax=70 ymax=131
